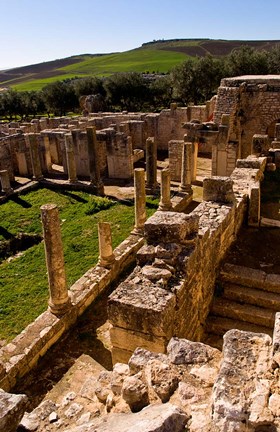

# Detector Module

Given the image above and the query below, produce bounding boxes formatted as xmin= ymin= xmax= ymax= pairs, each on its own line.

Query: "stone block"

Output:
xmin=108 ymin=280 xmax=176 ymax=337
xmin=0 ymin=389 xmax=28 ymax=432
xmin=252 ymin=134 xmax=270 ymax=155
xmin=144 ymin=211 xmax=199 ymax=244
xmin=203 ymin=177 xmax=235 ymax=203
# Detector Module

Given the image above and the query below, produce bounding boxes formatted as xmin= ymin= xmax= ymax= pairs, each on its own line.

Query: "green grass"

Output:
xmin=12 ymin=74 xmax=88 ymax=92
xmin=0 ymin=188 xmax=157 ymax=341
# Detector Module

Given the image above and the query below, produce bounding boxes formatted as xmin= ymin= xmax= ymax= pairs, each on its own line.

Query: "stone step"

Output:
xmin=220 ymin=263 xmax=280 ymax=294
xmin=206 ymin=315 xmax=273 ymax=337
xmin=222 ymin=282 xmax=280 ymax=311
xmin=211 ymin=298 xmax=276 ymax=328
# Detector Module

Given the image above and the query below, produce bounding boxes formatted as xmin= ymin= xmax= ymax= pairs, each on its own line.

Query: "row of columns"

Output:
xmin=22 ymin=128 xmax=104 ymax=192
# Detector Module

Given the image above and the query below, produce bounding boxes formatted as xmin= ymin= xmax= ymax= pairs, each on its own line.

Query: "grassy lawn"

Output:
xmin=0 ymin=188 xmax=157 ymax=341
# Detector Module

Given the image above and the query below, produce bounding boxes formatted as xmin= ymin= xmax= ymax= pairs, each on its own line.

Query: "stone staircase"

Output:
xmin=205 ymin=263 xmax=280 ymax=349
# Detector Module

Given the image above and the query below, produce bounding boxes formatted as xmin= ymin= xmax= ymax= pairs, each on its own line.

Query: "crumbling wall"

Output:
xmin=214 ymin=76 xmax=280 ymax=158
xmin=108 ymin=157 xmax=267 ymax=363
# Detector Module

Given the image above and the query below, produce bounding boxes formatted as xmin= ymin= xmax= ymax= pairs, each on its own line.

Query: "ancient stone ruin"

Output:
xmin=0 ymin=75 xmax=280 ymax=431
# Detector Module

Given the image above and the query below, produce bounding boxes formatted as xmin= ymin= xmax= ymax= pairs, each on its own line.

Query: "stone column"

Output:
xmin=40 ymin=204 xmax=71 ymax=316
xmin=158 ymin=168 xmax=172 ymax=211
xmin=29 ymin=134 xmax=43 ymax=180
xmin=248 ymin=182 xmax=260 ymax=227
xmin=275 ymin=123 xmax=280 ymax=140
xmin=65 ymin=134 xmax=77 ymax=183
xmin=132 ymin=168 xmax=146 ymax=235
xmin=86 ymin=126 xmax=104 ymax=195
xmin=42 ymin=135 xmax=52 ymax=172
xmin=145 ymin=137 xmax=158 ymax=194
xmin=179 ymin=142 xmax=193 ymax=193
xmin=0 ymin=170 xmax=13 ymax=195
xmin=98 ymin=222 xmax=115 ymax=268
xmin=191 ymin=140 xmax=198 ymax=182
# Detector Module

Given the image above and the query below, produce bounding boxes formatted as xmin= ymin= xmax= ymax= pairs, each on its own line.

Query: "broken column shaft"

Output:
xmin=158 ymin=168 xmax=172 ymax=211
xmin=98 ymin=222 xmax=115 ymax=268
xmin=180 ymin=141 xmax=192 ymax=193
xmin=0 ymin=170 xmax=13 ymax=195
xmin=40 ymin=204 xmax=71 ymax=316
xmin=132 ymin=168 xmax=146 ymax=235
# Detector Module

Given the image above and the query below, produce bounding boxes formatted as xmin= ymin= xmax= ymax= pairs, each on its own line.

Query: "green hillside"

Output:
xmin=1 ymin=38 xmax=279 ymax=92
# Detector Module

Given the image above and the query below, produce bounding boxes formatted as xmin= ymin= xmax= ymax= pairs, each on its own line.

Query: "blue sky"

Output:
xmin=1 ymin=0 xmax=280 ymax=70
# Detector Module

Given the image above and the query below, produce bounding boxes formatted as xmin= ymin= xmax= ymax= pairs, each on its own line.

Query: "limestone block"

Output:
xmin=128 ymin=347 xmax=168 ymax=375
xmin=252 ymin=134 xmax=270 ymax=155
xmin=108 ymin=279 xmax=176 ymax=338
xmin=144 ymin=211 xmax=199 ymax=244
xmin=144 ymin=359 xmax=179 ymax=403
xmin=203 ymin=176 xmax=235 ymax=203
xmin=248 ymin=182 xmax=260 ymax=227
xmin=0 ymin=389 xmax=28 ymax=432
xmin=212 ymin=329 xmax=273 ymax=431
xmin=121 ymin=374 xmax=149 ymax=412
xmin=167 ymin=337 xmax=221 ymax=366
xmin=84 ymin=403 xmax=189 ymax=432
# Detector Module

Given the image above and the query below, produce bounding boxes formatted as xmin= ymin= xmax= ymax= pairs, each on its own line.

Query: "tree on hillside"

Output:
xmin=149 ymin=75 xmax=174 ymax=110
xmin=171 ymin=59 xmax=195 ymax=105
xmin=42 ymin=80 xmax=78 ymax=116
xmin=225 ymin=46 xmax=268 ymax=76
xmin=74 ymin=76 xmax=106 ymax=98
xmin=192 ymin=56 xmax=224 ymax=102
xmin=267 ymin=45 xmax=280 ymax=74
xmin=0 ymin=90 xmax=25 ymax=120
xmin=171 ymin=56 xmax=224 ymax=105
xmin=104 ymin=72 xmax=149 ymax=111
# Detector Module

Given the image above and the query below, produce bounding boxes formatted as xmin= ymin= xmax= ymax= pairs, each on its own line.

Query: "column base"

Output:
xmin=90 ymin=181 xmax=105 ymax=196
xmin=179 ymin=184 xmax=193 ymax=193
xmin=158 ymin=203 xmax=173 ymax=211
xmin=48 ymin=297 xmax=72 ymax=317
xmin=2 ymin=188 xmax=14 ymax=195
xmin=98 ymin=255 xmax=115 ymax=269
xmin=131 ymin=226 xmax=145 ymax=236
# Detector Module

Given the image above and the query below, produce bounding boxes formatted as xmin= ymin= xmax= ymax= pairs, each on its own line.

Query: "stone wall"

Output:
xmin=214 ymin=75 xmax=280 ymax=158
xmin=108 ymin=156 xmax=267 ymax=363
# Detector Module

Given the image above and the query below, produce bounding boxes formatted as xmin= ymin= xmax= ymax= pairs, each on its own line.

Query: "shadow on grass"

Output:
xmin=10 ymin=195 xmax=32 ymax=208
xmin=58 ymin=189 xmax=88 ymax=203
xmin=0 ymin=226 xmax=14 ymax=240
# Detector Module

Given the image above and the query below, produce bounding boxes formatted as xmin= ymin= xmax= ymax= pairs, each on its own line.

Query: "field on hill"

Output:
xmin=1 ymin=38 xmax=279 ymax=92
